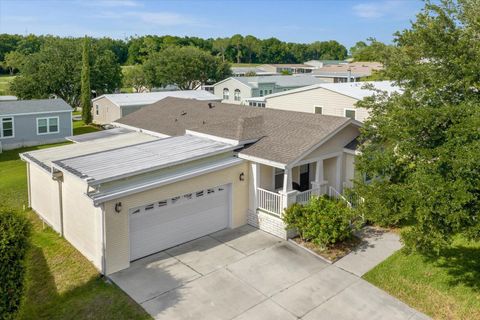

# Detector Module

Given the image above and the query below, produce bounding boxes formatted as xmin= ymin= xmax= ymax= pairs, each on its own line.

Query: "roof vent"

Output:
xmin=175 ymin=118 xmax=178 ymax=122
xmin=203 ymin=120 xmax=206 ymax=125
xmin=181 ymin=111 xmax=187 ymax=116
xmin=208 ymin=103 xmax=215 ymax=109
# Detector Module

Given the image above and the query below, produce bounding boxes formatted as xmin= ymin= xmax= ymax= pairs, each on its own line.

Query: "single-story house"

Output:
xmin=213 ymin=75 xmax=325 ymax=105
xmin=91 ymin=90 xmax=221 ymax=124
xmin=312 ymin=62 xmax=384 ymax=83
xmin=0 ymin=99 xmax=72 ymax=151
xmin=264 ymin=81 xmax=401 ymax=122
xmin=22 ymin=97 xmax=361 ymax=275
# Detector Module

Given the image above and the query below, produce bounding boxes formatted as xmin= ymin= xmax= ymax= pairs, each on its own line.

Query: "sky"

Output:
xmin=0 ymin=0 xmax=425 ymax=48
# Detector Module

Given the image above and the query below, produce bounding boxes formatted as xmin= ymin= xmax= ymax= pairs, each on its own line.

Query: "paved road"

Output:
xmin=110 ymin=225 xmax=429 ymax=320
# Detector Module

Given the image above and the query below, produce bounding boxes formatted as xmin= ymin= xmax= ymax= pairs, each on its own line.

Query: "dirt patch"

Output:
xmin=292 ymin=236 xmax=362 ymax=263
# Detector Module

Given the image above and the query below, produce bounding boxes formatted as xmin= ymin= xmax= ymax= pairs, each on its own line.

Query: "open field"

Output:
xmin=0 ymin=74 xmax=15 ymax=95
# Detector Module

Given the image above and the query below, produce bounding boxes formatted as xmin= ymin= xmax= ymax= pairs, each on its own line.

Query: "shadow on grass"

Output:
xmin=433 ymin=242 xmax=480 ymax=292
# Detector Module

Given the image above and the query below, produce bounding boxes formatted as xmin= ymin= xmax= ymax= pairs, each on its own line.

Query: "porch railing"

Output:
xmin=328 ymin=186 xmax=353 ymax=208
xmin=295 ymin=187 xmax=321 ymax=204
xmin=257 ymin=187 xmax=283 ymax=217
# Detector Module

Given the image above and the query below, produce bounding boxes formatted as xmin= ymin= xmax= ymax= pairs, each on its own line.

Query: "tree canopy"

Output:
xmin=10 ymin=38 xmax=122 ymax=107
xmin=142 ymin=46 xmax=231 ymax=90
xmin=355 ymin=0 xmax=480 ymax=252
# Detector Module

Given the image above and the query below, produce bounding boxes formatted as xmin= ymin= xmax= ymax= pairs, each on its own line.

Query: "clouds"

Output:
xmin=352 ymin=1 xmax=412 ymax=19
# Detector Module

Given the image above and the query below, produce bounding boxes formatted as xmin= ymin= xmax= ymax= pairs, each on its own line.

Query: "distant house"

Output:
xmin=0 ymin=96 xmax=17 ymax=101
xmin=312 ymin=62 xmax=384 ymax=83
xmin=91 ymin=90 xmax=221 ymax=124
xmin=0 ymin=99 xmax=72 ymax=151
xmin=259 ymin=63 xmax=316 ymax=74
xmin=213 ymin=75 xmax=325 ymax=105
xmin=264 ymin=81 xmax=401 ymax=122
xmin=231 ymin=66 xmax=277 ymax=77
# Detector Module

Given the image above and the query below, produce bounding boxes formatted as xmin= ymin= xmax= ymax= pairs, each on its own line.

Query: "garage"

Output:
xmin=129 ymin=184 xmax=231 ymax=260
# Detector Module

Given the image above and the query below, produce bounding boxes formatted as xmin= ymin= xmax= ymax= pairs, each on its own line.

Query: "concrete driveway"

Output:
xmin=110 ymin=225 xmax=428 ymax=320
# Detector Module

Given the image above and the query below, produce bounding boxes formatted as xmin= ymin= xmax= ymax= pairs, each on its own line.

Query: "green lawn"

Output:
xmin=363 ymin=237 xmax=480 ymax=320
xmin=0 ymin=74 xmax=15 ymax=95
xmin=0 ymin=124 xmax=151 ymax=319
xmin=73 ymin=118 xmax=102 ymax=135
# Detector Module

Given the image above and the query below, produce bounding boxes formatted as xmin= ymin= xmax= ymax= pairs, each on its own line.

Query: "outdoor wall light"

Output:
xmin=114 ymin=202 xmax=122 ymax=213
xmin=239 ymin=172 xmax=245 ymax=181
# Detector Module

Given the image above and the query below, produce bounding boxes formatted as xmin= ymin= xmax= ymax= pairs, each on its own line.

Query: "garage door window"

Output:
xmin=130 ymin=185 xmax=227 ymax=215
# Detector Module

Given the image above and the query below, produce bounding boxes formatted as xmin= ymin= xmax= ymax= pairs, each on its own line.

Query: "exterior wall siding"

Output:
xmin=92 ymin=97 xmax=121 ymax=124
xmin=303 ymin=124 xmax=360 ymax=161
xmin=103 ymin=161 xmax=249 ymax=274
xmin=61 ymin=172 xmax=103 ymax=271
xmin=213 ymin=79 xmax=252 ymax=105
xmin=266 ymin=87 xmax=370 ymax=122
xmin=0 ymin=111 xmax=72 ymax=150
xmin=247 ymin=209 xmax=296 ymax=240
xmin=29 ymin=163 xmax=62 ymax=233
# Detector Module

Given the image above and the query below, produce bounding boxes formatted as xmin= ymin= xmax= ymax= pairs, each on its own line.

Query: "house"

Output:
xmin=258 ymin=63 xmax=316 ymax=74
xmin=312 ymin=61 xmax=384 ymax=83
xmin=91 ymin=90 xmax=221 ymax=124
xmin=21 ymin=97 xmax=361 ymax=275
xmin=0 ymin=99 xmax=72 ymax=151
xmin=231 ymin=66 xmax=278 ymax=77
xmin=264 ymin=81 xmax=401 ymax=122
xmin=213 ymin=75 xmax=325 ymax=105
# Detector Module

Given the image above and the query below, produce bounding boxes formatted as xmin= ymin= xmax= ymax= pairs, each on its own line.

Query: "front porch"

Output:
xmin=248 ymin=151 xmax=355 ymax=239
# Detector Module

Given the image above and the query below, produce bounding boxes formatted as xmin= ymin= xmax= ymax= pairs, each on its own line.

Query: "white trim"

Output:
xmin=237 ymin=153 xmax=286 ymax=169
xmin=1 ymin=110 xmax=72 ymax=117
xmin=289 ymin=120 xmax=360 ymax=167
xmin=295 ymin=151 xmax=343 ymax=167
xmin=111 ymin=122 xmax=170 ymax=139
xmin=0 ymin=116 xmax=15 ymax=139
xmin=313 ymin=105 xmax=323 ymax=114
xmin=344 ymin=108 xmax=356 ymax=120
xmin=185 ymin=129 xmax=259 ymax=146
xmin=36 ymin=116 xmax=60 ymax=135
xmin=90 ymin=157 xmax=245 ymax=205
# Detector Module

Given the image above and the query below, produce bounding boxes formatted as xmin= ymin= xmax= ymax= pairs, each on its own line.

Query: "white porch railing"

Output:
xmin=257 ymin=187 xmax=283 ymax=217
xmin=328 ymin=186 xmax=352 ymax=208
xmin=295 ymin=187 xmax=321 ymax=204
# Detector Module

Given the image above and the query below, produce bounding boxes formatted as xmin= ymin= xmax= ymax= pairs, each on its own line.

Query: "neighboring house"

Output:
xmin=259 ymin=63 xmax=316 ymax=74
xmin=213 ymin=75 xmax=325 ymax=105
xmin=91 ymin=90 xmax=221 ymax=124
xmin=312 ymin=62 xmax=384 ymax=83
xmin=231 ymin=66 xmax=278 ymax=77
xmin=22 ymin=97 xmax=361 ymax=275
xmin=0 ymin=99 xmax=72 ymax=151
xmin=264 ymin=81 xmax=401 ymax=122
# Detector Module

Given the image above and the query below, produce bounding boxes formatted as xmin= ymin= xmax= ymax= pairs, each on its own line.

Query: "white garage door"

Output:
xmin=129 ymin=184 xmax=231 ymax=261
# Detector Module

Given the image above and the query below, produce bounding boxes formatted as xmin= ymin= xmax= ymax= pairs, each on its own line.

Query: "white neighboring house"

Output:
xmin=213 ymin=75 xmax=325 ymax=105
xmin=264 ymin=81 xmax=401 ymax=122
xmin=91 ymin=90 xmax=221 ymax=124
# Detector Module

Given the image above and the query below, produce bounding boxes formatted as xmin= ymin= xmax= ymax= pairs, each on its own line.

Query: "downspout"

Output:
xmin=57 ymin=179 xmax=64 ymax=236
xmin=26 ymin=162 xmax=32 ymax=208
xmin=101 ymin=203 xmax=107 ymax=275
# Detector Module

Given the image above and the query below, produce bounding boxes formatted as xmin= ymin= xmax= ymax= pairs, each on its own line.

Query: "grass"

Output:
xmin=0 ymin=74 xmax=15 ymax=95
xmin=73 ymin=118 xmax=102 ymax=135
xmin=0 ymin=127 xmax=151 ymax=319
xmin=363 ymin=237 xmax=480 ymax=320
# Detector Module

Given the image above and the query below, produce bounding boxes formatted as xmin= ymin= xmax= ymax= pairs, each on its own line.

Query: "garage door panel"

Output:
xmin=129 ymin=184 xmax=230 ymax=261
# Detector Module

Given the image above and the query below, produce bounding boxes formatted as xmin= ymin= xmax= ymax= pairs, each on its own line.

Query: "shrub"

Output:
xmin=283 ymin=196 xmax=358 ymax=247
xmin=0 ymin=209 xmax=30 ymax=319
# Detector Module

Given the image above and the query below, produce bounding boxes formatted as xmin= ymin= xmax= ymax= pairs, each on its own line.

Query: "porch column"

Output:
xmin=282 ymin=167 xmax=292 ymax=193
xmin=315 ymin=160 xmax=323 ymax=183
xmin=251 ymin=162 xmax=260 ymax=210
xmin=336 ymin=154 xmax=343 ymax=192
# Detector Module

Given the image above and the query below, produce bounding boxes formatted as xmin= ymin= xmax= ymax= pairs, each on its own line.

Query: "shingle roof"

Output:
xmin=230 ymin=75 xmax=325 ymax=89
xmin=92 ymin=90 xmax=221 ymax=107
xmin=116 ymin=97 xmax=355 ymax=166
xmin=0 ymin=98 xmax=72 ymax=115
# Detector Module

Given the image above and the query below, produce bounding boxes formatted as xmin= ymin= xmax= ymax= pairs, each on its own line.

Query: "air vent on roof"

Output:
xmin=208 ymin=103 xmax=215 ymax=109
xmin=181 ymin=111 xmax=187 ymax=116
xmin=203 ymin=120 xmax=206 ymax=125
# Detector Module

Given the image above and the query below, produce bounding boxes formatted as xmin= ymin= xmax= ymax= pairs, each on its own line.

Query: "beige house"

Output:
xmin=91 ymin=90 xmax=221 ymax=124
xmin=265 ymin=81 xmax=401 ymax=122
xmin=22 ymin=98 xmax=361 ymax=275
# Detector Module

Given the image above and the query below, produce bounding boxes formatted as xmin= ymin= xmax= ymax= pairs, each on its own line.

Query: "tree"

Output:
xmin=243 ymin=35 xmax=260 ymax=63
xmin=212 ymin=38 xmax=230 ymax=62
xmin=10 ymin=38 xmax=122 ymax=108
xmin=230 ymin=34 xmax=244 ymax=64
xmin=2 ymin=51 xmax=25 ymax=75
xmin=143 ymin=46 xmax=231 ymax=90
xmin=351 ymin=38 xmax=392 ymax=62
xmin=123 ymin=65 xmax=149 ymax=92
xmin=355 ymin=0 xmax=480 ymax=252
xmin=349 ymin=41 xmax=367 ymax=57
xmin=81 ymin=36 xmax=92 ymax=123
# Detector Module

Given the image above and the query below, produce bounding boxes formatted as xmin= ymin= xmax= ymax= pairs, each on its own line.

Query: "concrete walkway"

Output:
xmin=334 ymin=226 xmax=403 ymax=276
xmin=111 ymin=225 xmax=428 ymax=320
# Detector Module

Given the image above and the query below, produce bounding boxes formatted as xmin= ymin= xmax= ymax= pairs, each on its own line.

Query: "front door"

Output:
xmin=299 ymin=164 xmax=310 ymax=191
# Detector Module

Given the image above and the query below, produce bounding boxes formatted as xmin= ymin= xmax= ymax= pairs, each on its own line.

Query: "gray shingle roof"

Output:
xmin=116 ymin=97 xmax=355 ymax=166
xmin=0 ymin=99 xmax=72 ymax=115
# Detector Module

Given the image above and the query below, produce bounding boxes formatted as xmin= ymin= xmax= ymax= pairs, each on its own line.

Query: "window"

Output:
xmin=223 ymin=88 xmax=229 ymax=100
xmin=314 ymin=106 xmax=323 ymax=114
xmin=274 ymin=168 xmax=284 ymax=190
xmin=0 ymin=117 xmax=14 ymax=138
xmin=95 ymin=104 xmax=99 ymax=116
xmin=259 ymin=90 xmax=264 ymax=97
xmin=234 ymin=89 xmax=241 ymax=101
xmin=268 ymin=89 xmax=273 ymax=94
xmin=345 ymin=109 xmax=356 ymax=120
xmin=37 ymin=117 xmax=59 ymax=135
